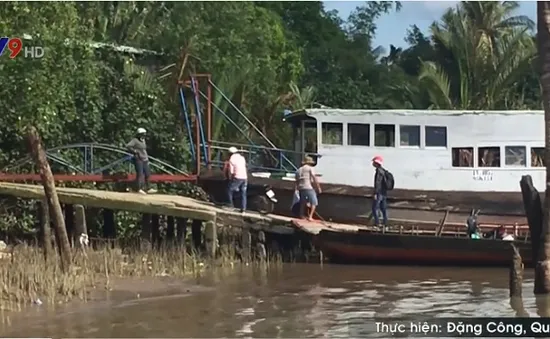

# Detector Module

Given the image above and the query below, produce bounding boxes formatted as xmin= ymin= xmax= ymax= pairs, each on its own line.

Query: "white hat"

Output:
xmin=228 ymin=146 xmax=238 ymax=154
xmin=137 ymin=127 xmax=147 ymax=134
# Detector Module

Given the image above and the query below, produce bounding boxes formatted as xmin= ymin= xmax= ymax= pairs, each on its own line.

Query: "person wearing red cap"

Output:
xmin=372 ymin=155 xmax=389 ymax=227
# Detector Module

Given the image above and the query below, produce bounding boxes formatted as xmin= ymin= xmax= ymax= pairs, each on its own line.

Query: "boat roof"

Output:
xmin=285 ymin=108 xmax=544 ymax=121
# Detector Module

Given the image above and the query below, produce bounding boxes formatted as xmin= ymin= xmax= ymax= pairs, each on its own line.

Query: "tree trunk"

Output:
xmin=27 ymin=126 xmax=71 ymax=272
xmin=537 ymin=1 xmax=550 ymax=295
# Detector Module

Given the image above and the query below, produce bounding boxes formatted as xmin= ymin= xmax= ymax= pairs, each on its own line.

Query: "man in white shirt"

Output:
xmin=227 ymin=147 xmax=248 ymax=213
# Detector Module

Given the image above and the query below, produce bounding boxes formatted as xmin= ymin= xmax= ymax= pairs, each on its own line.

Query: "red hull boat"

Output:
xmin=314 ymin=228 xmax=533 ymax=267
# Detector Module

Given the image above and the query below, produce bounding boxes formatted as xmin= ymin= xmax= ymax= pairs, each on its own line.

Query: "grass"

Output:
xmin=0 ymin=241 xmax=282 ymax=310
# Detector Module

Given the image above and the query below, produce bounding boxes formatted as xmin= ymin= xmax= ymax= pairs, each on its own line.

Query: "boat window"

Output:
xmin=504 ymin=146 xmax=526 ymax=167
xmin=400 ymin=125 xmax=420 ymax=147
xmin=374 ymin=124 xmax=395 ymax=147
xmin=451 ymin=147 xmax=474 ymax=167
xmin=531 ymin=147 xmax=545 ymax=167
xmin=478 ymin=147 xmax=501 ymax=167
xmin=347 ymin=123 xmax=370 ymax=146
xmin=321 ymin=122 xmax=343 ymax=145
xmin=425 ymin=126 xmax=447 ymax=147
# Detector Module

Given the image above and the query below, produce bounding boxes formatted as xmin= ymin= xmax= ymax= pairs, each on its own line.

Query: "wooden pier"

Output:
xmin=0 ymin=182 xmax=532 ymax=264
xmin=0 ymin=182 xmax=296 ymax=234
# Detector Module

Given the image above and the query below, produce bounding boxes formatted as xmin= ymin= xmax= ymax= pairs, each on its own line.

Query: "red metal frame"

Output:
xmin=182 ymin=74 xmax=213 ymax=173
xmin=0 ymin=173 xmax=197 ymax=183
xmin=0 ymin=75 xmax=214 ymax=184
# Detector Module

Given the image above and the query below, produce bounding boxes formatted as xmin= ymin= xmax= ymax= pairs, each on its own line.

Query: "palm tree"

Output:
xmin=417 ymin=1 xmax=536 ymax=109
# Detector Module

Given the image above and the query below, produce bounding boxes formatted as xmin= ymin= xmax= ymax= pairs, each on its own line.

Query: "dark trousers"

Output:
xmin=228 ymin=178 xmax=247 ymax=211
xmin=372 ymin=194 xmax=388 ymax=226
xmin=134 ymin=159 xmax=151 ymax=191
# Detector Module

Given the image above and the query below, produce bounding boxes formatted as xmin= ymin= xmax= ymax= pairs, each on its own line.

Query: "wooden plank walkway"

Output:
xmin=0 ymin=182 xmax=295 ymax=234
xmin=0 ymin=183 xmax=527 ymax=238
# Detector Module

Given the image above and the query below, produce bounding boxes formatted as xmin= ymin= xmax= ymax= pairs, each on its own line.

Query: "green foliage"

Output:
xmin=0 ymin=0 xmax=544 ymax=239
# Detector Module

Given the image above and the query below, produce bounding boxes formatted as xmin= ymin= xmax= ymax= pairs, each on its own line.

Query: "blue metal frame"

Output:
xmin=207 ymin=80 xmax=298 ymax=172
xmin=178 ymin=76 xmax=324 ymax=174
xmin=3 ymin=143 xmax=189 ymax=175
xmin=179 ymin=87 xmax=195 ymax=161
xmin=190 ymin=76 xmax=208 ymax=166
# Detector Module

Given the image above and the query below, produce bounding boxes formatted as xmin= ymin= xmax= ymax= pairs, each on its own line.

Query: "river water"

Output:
xmin=0 ymin=264 xmax=540 ymax=338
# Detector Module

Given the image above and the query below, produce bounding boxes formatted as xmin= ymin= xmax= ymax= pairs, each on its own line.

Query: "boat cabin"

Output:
xmin=285 ymin=109 xmax=546 ymax=192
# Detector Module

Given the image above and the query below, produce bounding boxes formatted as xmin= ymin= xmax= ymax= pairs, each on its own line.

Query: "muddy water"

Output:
xmin=0 ymin=264 xmax=539 ymax=338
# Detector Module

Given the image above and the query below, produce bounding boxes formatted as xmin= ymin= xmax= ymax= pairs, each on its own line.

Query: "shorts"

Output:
xmin=299 ymin=189 xmax=318 ymax=207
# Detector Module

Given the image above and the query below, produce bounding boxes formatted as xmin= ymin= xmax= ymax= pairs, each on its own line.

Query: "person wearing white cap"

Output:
xmin=126 ymin=127 xmax=157 ymax=194
xmin=227 ymin=146 xmax=248 ymax=213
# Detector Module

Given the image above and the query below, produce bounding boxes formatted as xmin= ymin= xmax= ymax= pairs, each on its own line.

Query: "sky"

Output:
xmin=323 ymin=1 xmax=537 ymax=51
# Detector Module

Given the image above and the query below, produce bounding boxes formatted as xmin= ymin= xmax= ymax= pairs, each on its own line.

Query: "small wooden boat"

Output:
xmin=290 ymin=219 xmax=532 ymax=267
xmin=314 ymin=228 xmax=532 ymax=267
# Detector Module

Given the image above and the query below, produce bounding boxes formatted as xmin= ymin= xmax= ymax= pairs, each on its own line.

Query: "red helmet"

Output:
xmin=372 ymin=155 xmax=383 ymax=165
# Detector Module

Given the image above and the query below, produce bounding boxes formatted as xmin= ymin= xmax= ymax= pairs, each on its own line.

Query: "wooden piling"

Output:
xmin=27 ymin=125 xmax=71 ymax=271
xmin=509 ymin=244 xmax=523 ymax=298
xmin=141 ymin=213 xmax=152 ymax=251
xmin=102 ymin=209 xmax=116 ymax=239
xmin=204 ymin=220 xmax=217 ymax=258
xmin=520 ymin=175 xmax=542 ymax=264
xmin=537 ymin=0 xmax=550 ymax=298
xmin=191 ymin=219 xmax=202 ymax=250
xmin=176 ymin=217 xmax=188 ymax=248
xmin=256 ymin=230 xmax=267 ymax=260
xmin=519 ymin=175 xmax=547 ymax=293
xmin=152 ymin=214 xmax=160 ymax=249
xmin=64 ymin=204 xmax=74 ymax=245
xmin=74 ymin=204 xmax=87 ymax=249
xmin=39 ymin=199 xmax=52 ymax=260
xmin=241 ymin=227 xmax=251 ymax=263
xmin=166 ymin=216 xmax=175 ymax=243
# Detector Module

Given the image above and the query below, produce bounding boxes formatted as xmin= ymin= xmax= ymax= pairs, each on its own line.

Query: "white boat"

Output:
xmin=201 ymin=109 xmax=545 ymax=226
xmin=287 ymin=109 xmax=545 ymax=192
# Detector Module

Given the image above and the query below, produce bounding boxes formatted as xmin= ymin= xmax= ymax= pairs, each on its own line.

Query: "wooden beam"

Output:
xmin=0 ymin=182 xmax=216 ymax=222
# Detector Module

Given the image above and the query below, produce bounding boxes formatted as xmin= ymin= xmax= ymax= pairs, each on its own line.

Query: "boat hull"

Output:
xmin=198 ymin=171 xmax=529 ymax=226
xmin=315 ymin=229 xmax=533 ymax=267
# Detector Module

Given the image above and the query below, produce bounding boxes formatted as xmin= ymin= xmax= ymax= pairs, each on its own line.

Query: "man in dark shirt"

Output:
xmin=372 ymin=155 xmax=388 ymax=227
xmin=126 ymin=127 xmax=156 ymax=194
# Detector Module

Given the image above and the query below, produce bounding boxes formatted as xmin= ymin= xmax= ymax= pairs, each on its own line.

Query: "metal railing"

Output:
xmin=207 ymin=140 xmax=321 ymax=173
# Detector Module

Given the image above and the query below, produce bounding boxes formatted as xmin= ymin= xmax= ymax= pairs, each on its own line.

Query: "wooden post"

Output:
xmin=519 ymin=175 xmax=546 ymax=293
xmin=256 ymin=230 xmax=267 ymax=260
xmin=537 ymin=1 xmax=550 ymax=296
xmin=102 ymin=209 xmax=116 ymax=239
xmin=39 ymin=199 xmax=52 ymax=260
xmin=167 ymin=216 xmax=175 ymax=243
xmin=152 ymin=214 xmax=160 ymax=249
xmin=191 ymin=219 xmax=202 ymax=250
xmin=204 ymin=220 xmax=217 ymax=258
xmin=536 ymin=295 xmax=550 ymax=317
xmin=509 ymin=244 xmax=523 ymax=298
xmin=27 ymin=126 xmax=71 ymax=271
xmin=176 ymin=217 xmax=188 ymax=246
xmin=141 ymin=213 xmax=152 ymax=251
xmin=241 ymin=227 xmax=251 ymax=263
xmin=435 ymin=210 xmax=449 ymax=237
xmin=64 ymin=204 xmax=74 ymax=246
xmin=74 ymin=205 xmax=87 ymax=249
